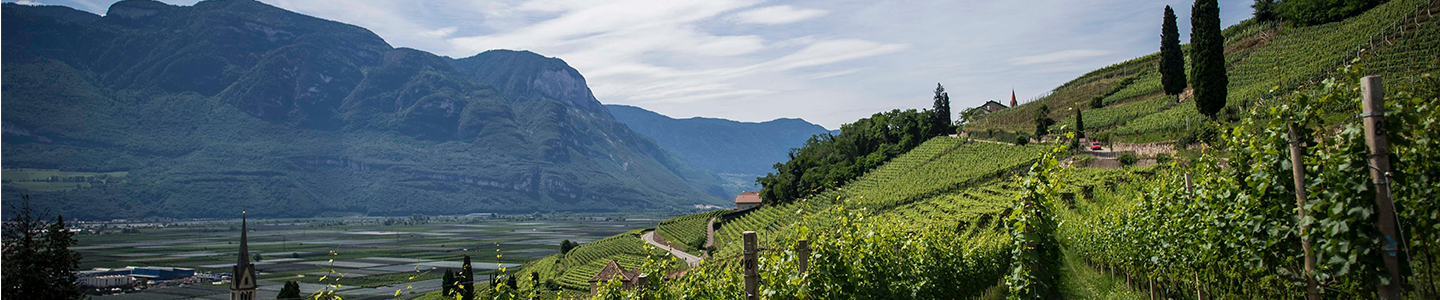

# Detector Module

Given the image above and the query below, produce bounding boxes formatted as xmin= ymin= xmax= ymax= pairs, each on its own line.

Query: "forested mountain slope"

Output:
xmin=0 ymin=0 xmax=728 ymax=219
xmin=604 ymin=104 xmax=830 ymax=193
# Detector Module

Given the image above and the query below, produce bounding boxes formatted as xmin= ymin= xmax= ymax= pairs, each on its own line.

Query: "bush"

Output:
xmin=1155 ymin=153 xmax=1172 ymax=165
xmin=1016 ymin=134 xmax=1030 ymax=146
xmin=1118 ymin=153 xmax=1139 ymax=166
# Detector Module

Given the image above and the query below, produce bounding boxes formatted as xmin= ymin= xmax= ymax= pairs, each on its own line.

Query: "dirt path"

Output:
xmin=641 ymin=230 xmax=702 ymax=267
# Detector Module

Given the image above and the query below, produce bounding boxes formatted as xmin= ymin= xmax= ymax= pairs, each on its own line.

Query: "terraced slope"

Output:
xmin=655 ymin=209 xmax=727 ymax=252
xmin=965 ymin=0 xmax=1440 ymax=143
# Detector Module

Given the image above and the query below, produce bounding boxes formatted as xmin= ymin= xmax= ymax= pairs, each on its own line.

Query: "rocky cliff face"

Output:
xmin=0 ymin=0 xmax=726 ymax=219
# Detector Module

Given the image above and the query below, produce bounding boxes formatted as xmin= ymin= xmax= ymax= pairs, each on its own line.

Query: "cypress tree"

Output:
xmin=461 ymin=255 xmax=474 ymax=300
xmin=1075 ymin=109 xmax=1085 ymax=139
xmin=442 ymin=269 xmax=455 ymax=296
xmin=933 ymin=83 xmax=951 ymax=136
xmin=1191 ymin=0 xmax=1228 ymax=118
xmin=1160 ymin=5 xmax=1187 ymax=97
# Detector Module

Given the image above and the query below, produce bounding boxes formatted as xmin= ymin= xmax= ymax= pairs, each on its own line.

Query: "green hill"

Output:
xmin=0 ymin=0 xmax=729 ymax=219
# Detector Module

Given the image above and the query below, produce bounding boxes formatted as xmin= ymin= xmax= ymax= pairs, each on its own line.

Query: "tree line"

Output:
xmin=757 ymin=84 xmax=955 ymax=205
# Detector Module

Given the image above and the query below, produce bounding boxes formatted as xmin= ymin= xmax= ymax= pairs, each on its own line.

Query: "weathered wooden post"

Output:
xmin=1360 ymin=76 xmax=1405 ymax=299
xmin=1289 ymin=122 xmax=1321 ymax=300
xmin=797 ymin=239 xmax=810 ymax=274
xmin=743 ymin=231 xmax=759 ymax=300
xmin=1184 ymin=173 xmax=1193 ymax=196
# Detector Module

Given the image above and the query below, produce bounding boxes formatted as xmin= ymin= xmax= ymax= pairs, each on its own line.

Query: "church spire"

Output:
xmin=237 ymin=211 xmax=249 ymax=267
xmin=232 ymin=210 xmax=258 ymax=300
xmin=1010 ymin=89 xmax=1017 ymax=107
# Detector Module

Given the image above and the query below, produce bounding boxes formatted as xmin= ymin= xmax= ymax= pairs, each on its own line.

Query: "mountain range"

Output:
xmin=1 ymin=0 xmax=733 ymax=219
xmin=604 ymin=105 xmax=830 ymax=193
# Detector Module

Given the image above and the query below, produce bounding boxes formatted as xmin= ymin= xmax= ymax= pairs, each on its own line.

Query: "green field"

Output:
xmin=76 ymin=215 xmax=661 ymax=299
xmin=2 ymin=168 xmax=128 ymax=192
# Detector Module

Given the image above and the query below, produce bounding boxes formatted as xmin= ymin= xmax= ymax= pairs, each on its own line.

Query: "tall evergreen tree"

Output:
xmin=933 ymin=83 xmax=952 ymax=135
xmin=461 ymin=255 xmax=475 ymax=300
xmin=1074 ymin=109 xmax=1085 ymax=138
xmin=442 ymin=269 xmax=455 ymax=296
xmin=1191 ymin=0 xmax=1229 ymax=118
xmin=1160 ymin=5 xmax=1187 ymax=97
xmin=1034 ymin=105 xmax=1054 ymax=137
xmin=2 ymin=195 xmax=83 ymax=300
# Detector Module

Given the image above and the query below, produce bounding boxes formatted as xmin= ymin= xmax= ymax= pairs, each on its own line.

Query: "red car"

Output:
xmin=1090 ymin=142 xmax=1103 ymax=150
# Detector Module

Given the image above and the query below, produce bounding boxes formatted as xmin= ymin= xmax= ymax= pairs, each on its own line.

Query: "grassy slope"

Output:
xmin=966 ymin=0 xmax=1439 ymax=142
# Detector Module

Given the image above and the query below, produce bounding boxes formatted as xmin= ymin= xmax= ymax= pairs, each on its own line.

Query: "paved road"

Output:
xmin=640 ymin=231 xmax=702 ymax=267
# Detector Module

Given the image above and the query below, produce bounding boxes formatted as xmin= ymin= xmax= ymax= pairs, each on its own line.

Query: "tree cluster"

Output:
xmin=278 ymin=281 xmax=303 ymax=299
xmin=2 ymin=195 xmax=84 ymax=300
xmin=442 ymin=255 xmax=476 ymax=300
xmin=1271 ymin=0 xmax=1383 ymax=26
xmin=758 ymin=107 xmax=944 ymax=204
xmin=559 ymin=239 xmax=580 ymax=254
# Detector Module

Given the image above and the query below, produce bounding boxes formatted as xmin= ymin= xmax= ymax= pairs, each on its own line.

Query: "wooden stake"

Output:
xmin=1290 ymin=122 xmax=1321 ymax=300
xmin=743 ymin=231 xmax=759 ymax=300
xmin=1185 ymin=173 xmax=1193 ymax=197
xmin=797 ymin=239 xmax=810 ymax=274
xmin=1360 ymin=76 xmax=1405 ymax=299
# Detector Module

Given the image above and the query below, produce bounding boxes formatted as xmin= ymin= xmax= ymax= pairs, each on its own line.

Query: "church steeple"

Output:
xmin=232 ymin=211 xmax=257 ymax=300
xmin=237 ymin=211 xmax=250 ymax=267
xmin=1010 ymin=89 xmax=1018 ymax=107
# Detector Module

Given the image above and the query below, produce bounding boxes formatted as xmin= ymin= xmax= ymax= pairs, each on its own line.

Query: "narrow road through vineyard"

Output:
xmin=641 ymin=230 xmax=702 ymax=266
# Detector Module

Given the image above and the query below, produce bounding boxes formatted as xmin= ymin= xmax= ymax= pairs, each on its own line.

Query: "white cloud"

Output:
xmin=733 ymin=5 xmax=827 ymax=25
xmin=14 ymin=1 xmax=44 ymax=5
xmin=1008 ymin=49 xmax=1111 ymax=65
xmin=805 ymin=68 xmax=861 ymax=80
xmin=418 ymin=27 xmax=458 ymax=38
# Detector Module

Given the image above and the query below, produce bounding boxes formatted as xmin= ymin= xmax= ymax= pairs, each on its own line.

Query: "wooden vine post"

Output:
xmin=797 ymin=239 xmax=811 ymax=274
xmin=1289 ymin=122 xmax=1321 ymax=300
xmin=1360 ymin=76 xmax=1406 ymax=299
xmin=743 ymin=231 xmax=759 ymax=300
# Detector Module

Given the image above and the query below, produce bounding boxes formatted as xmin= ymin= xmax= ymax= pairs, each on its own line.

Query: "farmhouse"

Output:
xmin=979 ymin=100 xmax=1009 ymax=113
xmin=588 ymin=260 xmax=642 ymax=294
xmin=733 ymin=191 xmax=763 ymax=210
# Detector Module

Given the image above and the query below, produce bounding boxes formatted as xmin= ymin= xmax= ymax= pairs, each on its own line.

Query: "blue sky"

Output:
xmin=13 ymin=0 xmax=1254 ymax=129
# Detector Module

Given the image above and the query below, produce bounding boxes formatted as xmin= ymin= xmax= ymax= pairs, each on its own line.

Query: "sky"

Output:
xmin=13 ymin=0 xmax=1255 ymax=129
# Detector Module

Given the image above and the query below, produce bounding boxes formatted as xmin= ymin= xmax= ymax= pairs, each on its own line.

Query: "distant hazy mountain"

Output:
xmin=1 ymin=0 xmax=728 ymax=219
xmin=605 ymin=105 xmax=829 ymax=193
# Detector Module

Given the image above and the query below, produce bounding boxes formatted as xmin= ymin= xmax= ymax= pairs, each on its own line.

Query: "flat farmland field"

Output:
xmin=78 ymin=215 xmax=664 ymax=300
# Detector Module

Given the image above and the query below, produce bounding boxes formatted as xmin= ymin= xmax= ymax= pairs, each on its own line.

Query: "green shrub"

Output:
xmin=1155 ymin=153 xmax=1172 ymax=165
xmin=1118 ymin=153 xmax=1139 ymax=166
